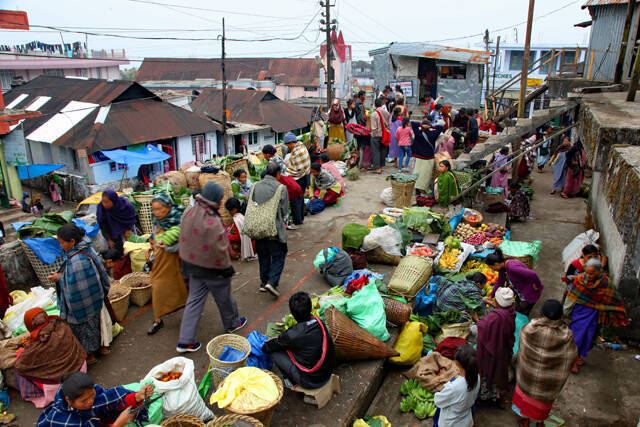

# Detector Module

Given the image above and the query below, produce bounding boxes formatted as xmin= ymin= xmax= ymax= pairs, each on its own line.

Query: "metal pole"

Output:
xmin=325 ymin=1 xmax=333 ymax=109
xmin=518 ymin=0 xmax=535 ymax=118
xmin=614 ymin=0 xmax=636 ymax=84
xmin=492 ymin=36 xmax=500 ymax=95
xmin=484 ymin=29 xmax=491 ymax=106
xmin=627 ymin=40 xmax=640 ymax=101
xmin=222 ymin=18 xmax=228 ymax=156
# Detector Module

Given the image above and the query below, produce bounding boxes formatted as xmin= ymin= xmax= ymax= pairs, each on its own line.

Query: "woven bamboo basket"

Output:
xmin=184 ymin=170 xmax=202 ymax=189
xmin=207 ymin=334 xmax=251 ymax=388
xmin=219 ymin=370 xmax=283 ymax=427
xmin=462 ymin=208 xmax=483 ymax=227
xmin=19 ymin=240 xmax=65 ymax=287
xmin=108 ymin=283 xmax=130 ymax=322
xmin=161 ymin=414 xmax=205 ymax=427
xmin=133 ymin=194 xmax=154 ymax=234
xmin=365 ymin=247 xmax=401 ymax=266
xmin=388 ymin=256 xmax=433 ymax=298
xmin=505 ymin=254 xmax=534 ymax=269
xmin=154 ymin=171 xmax=187 ymax=192
xmin=119 ymin=272 xmax=152 ymax=307
xmin=199 ymin=171 xmax=234 ymax=226
xmin=225 ymin=158 xmax=249 ymax=177
xmin=254 ymin=151 xmax=265 ymax=162
xmin=382 ymin=297 xmax=412 ymax=326
xmin=207 ymin=414 xmax=264 ymax=427
xmin=390 ymin=180 xmax=414 ymax=208
xmin=324 ymin=306 xmax=399 ymax=360
xmin=275 ymin=144 xmax=284 ymax=157
xmin=326 ymin=143 xmax=346 ymax=161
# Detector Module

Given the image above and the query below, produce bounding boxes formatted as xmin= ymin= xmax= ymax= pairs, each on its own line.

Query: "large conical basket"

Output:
xmin=324 ymin=306 xmax=399 ymax=360
xmin=390 ymin=179 xmax=414 ymax=208
xmin=382 ymin=297 xmax=412 ymax=326
xmin=199 ymin=170 xmax=234 ymax=226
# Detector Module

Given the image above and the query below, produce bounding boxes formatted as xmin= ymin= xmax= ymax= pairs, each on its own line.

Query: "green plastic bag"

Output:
xmin=341 ymin=223 xmax=370 ymax=250
xmin=198 ymin=366 xmax=212 ymax=400
xmin=499 ymin=240 xmax=542 ymax=262
xmin=318 ymin=297 xmax=349 ymax=322
xmin=123 ymin=382 xmax=163 ymax=426
xmin=346 ymin=282 xmax=390 ymax=342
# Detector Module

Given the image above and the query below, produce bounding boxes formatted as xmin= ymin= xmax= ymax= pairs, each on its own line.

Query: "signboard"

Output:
xmin=389 ymin=81 xmax=413 ymax=97
xmin=3 ymin=128 xmax=28 ymax=166
xmin=527 ymin=78 xmax=544 ymax=87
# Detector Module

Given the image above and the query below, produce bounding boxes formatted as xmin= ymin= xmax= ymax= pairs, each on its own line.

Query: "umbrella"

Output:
xmin=77 ymin=191 xmax=124 ymax=206
xmin=346 ymin=123 xmax=371 ymax=136
xmin=17 ymin=164 xmax=65 ymax=180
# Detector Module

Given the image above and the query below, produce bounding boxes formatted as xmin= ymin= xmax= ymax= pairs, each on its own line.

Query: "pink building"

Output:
xmin=0 ymin=41 xmax=128 ymax=90
xmin=320 ymin=30 xmax=353 ymax=100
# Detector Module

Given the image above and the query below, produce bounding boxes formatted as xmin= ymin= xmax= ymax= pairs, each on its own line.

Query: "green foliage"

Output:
xmin=399 ymin=379 xmax=435 ymax=420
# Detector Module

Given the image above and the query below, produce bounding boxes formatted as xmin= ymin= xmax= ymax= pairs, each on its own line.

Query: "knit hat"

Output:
xmin=542 ymin=299 xmax=563 ymax=320
xmin=495 ymin=287 xmax=514 ymax=308
xmin=283 ymin=132 xmax=297 ymax=144
xmin=202 ymin=182 xmax=224 ymax=203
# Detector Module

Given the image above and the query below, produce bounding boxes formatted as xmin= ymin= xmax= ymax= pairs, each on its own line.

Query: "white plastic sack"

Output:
xmin=433 ymin=242 xmax=476 ymax=273
xmin=3 ymin=287 xmax=56 ymax=333
xmin=333 ymin=160 xmax=347 ymax=176
xmin=142 ymin=357 xmax=213 ymax=421
xmin=361 ymin=226 xmax=403 ymax=256
xmin=562 ymin=230 xmax=599 ymax=270
xmin=380 ymin=187 xmax=394 ymax=207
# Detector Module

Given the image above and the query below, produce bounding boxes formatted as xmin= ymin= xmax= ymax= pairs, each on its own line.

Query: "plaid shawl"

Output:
xmin=516 ymin=317 xmax=578 ymax=403
xmin=285 ymin=142 xmax=311 ymax=179
xmin=151 ymin=193 xmax=184 ymax=231
xmin=566 ymin=274 xmax=626 ymax=326
xmin=433 ymin=276 xmax=483 ymax=314
xmin=57 ymin=238 xmax=110 ymax=324
xmin=37 ymin=385 xmax=143 ymax=427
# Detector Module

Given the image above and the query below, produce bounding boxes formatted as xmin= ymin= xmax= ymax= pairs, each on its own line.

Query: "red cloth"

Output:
xmin=480 ymin=123 xmax=497 ymax=135
xmin=0 ymin=264 xmax=11 ymax=318
xmin=345 ymin=249 xmax=367 ymax=270
xmin=278 ymin=175 xmax=303 ymax=201
xmin=434 ymin=337 xmax=468 ymax=359
xmin=112 ymin=257 xmax=132 ymax=281
xmin=512 ymin=384 xmax=553 ymax=422
xmin=345 ymin=275 xmax=369 ymax=295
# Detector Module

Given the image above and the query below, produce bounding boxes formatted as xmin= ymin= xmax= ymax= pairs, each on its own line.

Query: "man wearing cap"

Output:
xmin=283 ymin=132 xmax=311 ymax=203
xmin=410 ymin=118 xmax=443 ymax=194
xmin=476 ymin=287 xmax=516 ymax=409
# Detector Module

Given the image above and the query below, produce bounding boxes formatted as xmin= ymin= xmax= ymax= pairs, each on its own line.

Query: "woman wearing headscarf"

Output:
xmin=14 ymin=308 xmax=87 ymax=408
xmin=477 ymin=287 xmax=516 ymax=408
xmin=231 ymin=169 xmax=253 ymax=202
xmin=309 ymin=163 xmax=342 ymax=207
xmin=487 ymin=248 xmax=542 ymax=316
xmin=490 ymin=146 xmax=511 ymax=198
xmin=561 ymin=140 xmax=586 ymax=198
xmin=147 ymin=193 xmax=188 ymax=335
xmin=550 ymin=137 xmax=571 ymax=195
xmin=567 ymin=258 xmax=626 ymax=373
xmin=309 ymin=105 xmax=326 ymax=148
xmin=516 ymin=134 xmax=537 ymax=183
xmin=513 ymin=300 xmax=578 ymax=427
xmin=327 ymin=99 xmax=346 ymax=142
xmin=48 ymin=224 xmax=112 ymax=365
xmin=319 ymin=153 xmax=345 ymax=196
xmin=176 ymin=182 xmax=246 ymax=352
xmin=97 ymin=190 xmax=137 ymax=251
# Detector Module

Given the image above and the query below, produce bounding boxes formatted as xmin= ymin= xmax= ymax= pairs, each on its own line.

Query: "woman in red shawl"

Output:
xmin=327 ymin=99 xmax=346 ymax=142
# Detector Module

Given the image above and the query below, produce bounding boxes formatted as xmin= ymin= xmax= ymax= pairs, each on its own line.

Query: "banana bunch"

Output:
xmin=439 ymin=246 xmax=461 ymax=270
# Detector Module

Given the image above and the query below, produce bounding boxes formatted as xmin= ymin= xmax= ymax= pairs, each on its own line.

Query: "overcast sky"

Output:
xmin=1 ymin=0 xmax=592 ymax=66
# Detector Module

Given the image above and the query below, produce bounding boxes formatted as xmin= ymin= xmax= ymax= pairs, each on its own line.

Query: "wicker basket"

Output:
xmin=274 ymin=144 xmax=284 ymax=157
xmin=20 ymin=240 xmax=65 ymax=287
xmin=382 ymin=297 xmax=412 ymax=326
xmin=108 ymin=283 xmax=131 ymax=322
xmin=219 ymin=370 xmax=283 ymax=427
xmin=390 ymin=179 xmax=415 ymax=208
xmin=207 ymin=414 xmax=264 ymax=427
xmin=505 ymin=254 xmax=534 ymax=269
xmin=184 ymin=170 xmax=202 ymax=189
xmin=199 ymin=171 xmax=234 ymax=226
xmin=326 ymin=143 xmax=345 ymax=161
xmin=155 ymin=171 xmax=188 ymax=192
xmin=324 ymin=306 xmax=399 ymax=360
xmin=207 ymin=334 xmax=251 ymax=388
xmin=161 ymin=414 xmax=205 ymax=427
xmin=388 ymin=256 xmax=433 ymax=298
xmin=462 ymin=208 xmax=483 ymax=227
xmin=119 ymin=272 xmax=152 ymax=307
xmin=133 ymin=194 xmax=155 ymax=234
xmin=225 ymin=158 xmax=249 ymax=177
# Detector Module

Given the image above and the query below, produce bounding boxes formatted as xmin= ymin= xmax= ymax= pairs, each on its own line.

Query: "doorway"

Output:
xmin=418 ymin=58 xmax=437 ymax=100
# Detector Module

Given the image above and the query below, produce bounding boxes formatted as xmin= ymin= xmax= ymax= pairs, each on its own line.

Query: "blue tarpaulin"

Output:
xmin=100 ymin=144 xmax=171 ymax=166
xmin=17 ymin=164 xmax=65 ymax=180
xmin=21 ymin=237 xmax=63 ymax=265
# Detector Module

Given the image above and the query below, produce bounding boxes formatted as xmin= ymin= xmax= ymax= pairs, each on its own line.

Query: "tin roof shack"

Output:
xmin=369 ymin=42 xmax=490 ymax=107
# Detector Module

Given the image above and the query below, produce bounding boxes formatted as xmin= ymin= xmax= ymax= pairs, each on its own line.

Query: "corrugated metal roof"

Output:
xmin=135 ymin=58 xmax=319 ymax=87
xmin=583 ymin=0 xmax=631 ymax=7
xmin=27 ymin=101 xmax=99 ymax=143
xmin=371 ymin=42 xmax=491 ymax=64
xmin=190 ymin=89 xmax=310 ymax=133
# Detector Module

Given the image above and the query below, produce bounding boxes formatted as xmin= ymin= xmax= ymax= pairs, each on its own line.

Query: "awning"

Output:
xmin=17 ymin=163 xmax=65 ymax=180
xmin=385 ymin=42 xmax=490 ymax=64
xmin=100 ymin=144 xmax=171 ymax=166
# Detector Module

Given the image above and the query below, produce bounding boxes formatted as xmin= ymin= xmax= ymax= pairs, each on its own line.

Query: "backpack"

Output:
xmin=307 ymin=198 xmax=325 ymax=215
xmin=241 ymin=184 xmax=285 ymax=240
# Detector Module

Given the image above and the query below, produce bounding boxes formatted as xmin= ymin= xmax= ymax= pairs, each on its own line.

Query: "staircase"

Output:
xmin=0 ymin=207 xmax=37 ymax=243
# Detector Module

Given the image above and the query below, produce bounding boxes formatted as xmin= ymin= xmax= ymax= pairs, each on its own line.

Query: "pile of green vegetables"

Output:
xmin=17 ymin=211 xmax=74 ymax=239
xmin=386 ymin=173 xmax=419 ymax=183
xmin=410 ymin=309 xmax=466 ymax=355
xmin=399 ymin=379 xmax=437 ymax=419
xmin=402 ymin=207 xmax=451 ymax=238
xmin=128 ymin=182 xmax=192 ymax=209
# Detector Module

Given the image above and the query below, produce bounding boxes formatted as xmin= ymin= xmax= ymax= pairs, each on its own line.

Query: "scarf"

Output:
xmin=97 ymin=189 xmax=137 ymax=238
xmin=566 ymin=274 xmax=626 ymax=326
xmin=328 ymin=106 xmax=345 ymax=125
xmin=151 ymin=193 xmax=184 ymax=231
xmin=314 ymin=169 xmax=337 ymax=190
xmin=516 ymin=317 xmax=577 ymax=403
xmin=310 ymin=106 xmax=323 ymax=122
xmin=477 ymin=306 xmax=516 ymax=390
xmin=232 ymin=178 xmax=253 ymax=198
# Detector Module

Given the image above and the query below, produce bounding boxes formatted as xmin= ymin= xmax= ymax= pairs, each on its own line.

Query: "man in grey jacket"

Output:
xmin=253 ymin=162 xmax=289 ymax=297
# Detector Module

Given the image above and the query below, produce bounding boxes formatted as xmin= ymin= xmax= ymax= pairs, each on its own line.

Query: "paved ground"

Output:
xmin=11 ymin=168 xmax=640 ymax=426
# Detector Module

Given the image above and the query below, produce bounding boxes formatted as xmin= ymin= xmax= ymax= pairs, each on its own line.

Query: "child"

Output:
xmin=434 ymin=344 xmax=480 ymax=427
xmin=435 ymin=160 xmax=459 ymax=207
xmin=395 ymin=116 xmax=414 ymax=172
xmin=102 ymin=248 xmax=132 ymax=280
xmin=224 ymin=197 xmax=256 ymax=261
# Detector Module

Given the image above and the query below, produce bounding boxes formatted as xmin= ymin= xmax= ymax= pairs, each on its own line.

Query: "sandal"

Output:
xmin=98 ymin=347 xmax=111 ymax=356
xmin=561 ymin=193 xmax=569 ymax=199
xmin=86 ymin=355 xmax=98 ymax=366
xmin=147 ymin=319 xmax=164 ymax=335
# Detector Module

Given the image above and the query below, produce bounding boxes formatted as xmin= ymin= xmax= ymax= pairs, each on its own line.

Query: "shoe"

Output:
xmin=282 ymin=378 xmax=296 ymax=390
xmin=227 ymin=317 xmax=247 ymax=333
xmin=571 ymin=362 xmax=579 ymax=374
xmin=176 ymin=342 xmax=201 ymax=353
xmin=265 ymin=283 xmax=280 ymax=297
xmin=286 ymin=224 xmax=299 ymax=230
xmin=147 ymin=320 xmax=164 ymax=335
xmin=259 ymin=284 xmax=267 ymax=292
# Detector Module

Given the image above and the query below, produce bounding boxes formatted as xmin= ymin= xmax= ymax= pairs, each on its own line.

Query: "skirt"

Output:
xmin=552 ymin=152 xmax=568 ymax=190
xmin=569 ymin=304 xmax=598 ymax=357
xmin=328 ymin=124 xmax=345 ymax=142
xmin=563 ymin=167 xmax=584 ymax=196
xmin=150 ymin=247 xmax=189 ymax=319
xmin=414 ymin=158 xmax=435 ymax=191
xmin=69 ymin=312 xmax=101 ymax=354
xmin=490 ymin=170 xmax=509 ymax=197
xmin=512 ymin=384 xmax=553 ymax=422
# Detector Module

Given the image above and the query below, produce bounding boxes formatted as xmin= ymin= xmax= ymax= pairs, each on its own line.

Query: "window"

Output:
xmin=96 ymin=68 xmax=102 ymax=79
xmin=509 ymin=51 xmax=524 ymax=71
xmin=539 ymin=51 xmax=555 ymax=75
xmin=76 ymin=68 xmax=89 ymax=77
xmin=42 ymin=68 xmax=64 ymax=77
xmin=562 ymin=51 xmax=577 ymax=64
xmin=247 ymin=132 xmax=259 ymax=146
xmin=0 ymin=70 xmax=14 ymax=90
xmin=304 ymin=87 xmax=317 ymax=92
xmin=191 ymin=134 xmax=206 ymax=161
xmin=438 ymin=64 xmax=467 ymax=80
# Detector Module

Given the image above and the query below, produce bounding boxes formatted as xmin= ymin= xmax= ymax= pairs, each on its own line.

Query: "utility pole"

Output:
xmin=221 ymin=18 xmax=228 ymax=155
xmin=492 ymin=36 xmax=501 ymax=94
xmin=517 ymin=0 xmax=535 ymax=118
xmin=320 ymin=1 xmax=336 ymax=109
xmin=627 ymin=41 xmax=640 ymax=101
xmin=614 ymin=1 xmax=636 ymax=84
xmin=483 ymin=29 xmax=491 ymax=105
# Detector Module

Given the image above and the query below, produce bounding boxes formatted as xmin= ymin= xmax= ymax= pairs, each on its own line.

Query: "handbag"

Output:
xmin=376 ymin=111 xmax=391 ymax=146
xmin=241 ymin=184 xmax=285 ymax=240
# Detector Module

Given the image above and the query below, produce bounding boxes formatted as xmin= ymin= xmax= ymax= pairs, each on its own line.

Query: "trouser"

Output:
xmin=371 ymin=136 xmax=386 ymax=169
xmin=295 ymin=175 xmax=310 ymax=198
xmin=271 ymin=351 xmax=328 ymax=389
xmin=255 ymin=239 xmax=288 ymax=287
xmin=398 ymin=146 xmax=411 ymax=168
xmin=178 ymin=275 xmax=238 ymax=343
xmin=290 ymin=196 xmax=304 ymax=225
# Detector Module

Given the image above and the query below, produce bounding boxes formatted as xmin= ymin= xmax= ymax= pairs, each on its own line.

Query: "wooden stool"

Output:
xmin=291 ymin=374 xmax=340 ymax=409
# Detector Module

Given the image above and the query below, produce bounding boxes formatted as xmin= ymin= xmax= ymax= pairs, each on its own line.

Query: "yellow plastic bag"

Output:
xmin=353 ymin=415 xmax=391 ymax=427
xmin=123 ymin=241 xmax=151 ymax=272
xmin=210 ymin=367 xmax=279 ymax=412
xmin=389 ymin=321 xmax=428 ymax=365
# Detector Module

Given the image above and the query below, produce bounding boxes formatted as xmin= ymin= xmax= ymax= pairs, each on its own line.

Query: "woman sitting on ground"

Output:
xmin=319 ymin=153 xmax=345 ymax=195
xmin=262 ymin=292 xmax=336 ymax=389
xmin=224 ymin=197 xmax=256 ymax=261
xmin=37 ymin=372 xmax=153 ymax=427
xmin=102 ymin=248 xmax=132 ymax=281
xmin=434 ymin=344 xmax=480 ymax=426
xmin=435 ymin=160 xmax=459 ymax=207
xmin=231 ymin=169 xmax=253 ymax=202
xmin=15 ymin=308 xmax=87 ymax=408
xmin=487 ymin=248 xmax=542 ymax=316
xmin=562 ymin=245 xmax=607 ymax=301
xmin=507 ymin=182 xmax=530 ymax=223
xmin=309 ymin=163 xmax=343 ymax=207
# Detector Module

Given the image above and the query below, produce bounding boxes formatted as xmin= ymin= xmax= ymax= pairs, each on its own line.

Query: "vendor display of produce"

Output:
xmin=399 ymin=379 xmax=437 ymax=419
xmin=158 ymin=371 xmax=183 ymax=382
xmin=438 ymin=246 xmax=461 ymax=270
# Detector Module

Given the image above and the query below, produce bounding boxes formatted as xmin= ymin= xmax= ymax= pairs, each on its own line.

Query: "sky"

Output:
xmin=0 ymin=0 xmax=593 ymax=67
